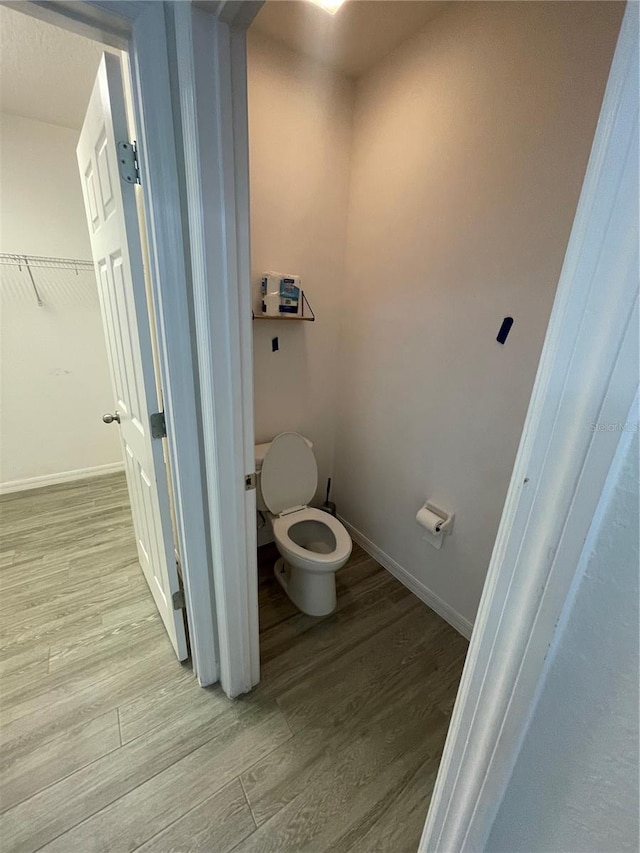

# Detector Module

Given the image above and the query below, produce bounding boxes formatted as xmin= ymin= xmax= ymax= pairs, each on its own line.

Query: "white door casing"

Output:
xmin=173 ymin=5 xmax=260 ymax=697
xmin=77 ymin=53 xmax=188 ymax=661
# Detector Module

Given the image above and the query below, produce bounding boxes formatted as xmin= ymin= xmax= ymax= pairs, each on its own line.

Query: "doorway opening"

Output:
xmin=0 ymin=5 xmax=190 ymax=720
xmin=240 ymin=0 xmax=626 ymax=847
xmin=0 ymin=0 xmax=220 ymax=693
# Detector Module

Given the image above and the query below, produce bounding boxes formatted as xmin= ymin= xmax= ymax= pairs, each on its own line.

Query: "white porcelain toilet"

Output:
xmin=255 ymin=432 xmax=352 ymax=616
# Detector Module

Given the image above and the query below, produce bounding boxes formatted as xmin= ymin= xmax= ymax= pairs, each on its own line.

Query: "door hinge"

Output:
xmin=172 ymin=589 xmax=185 ymax=610
xmin=150 ymin=411 xmax=167 ymax=439
xmin=117 ymin=140 xmax=141 ymax=185
xmin=245 ymin=472 xmax=256 ymax=491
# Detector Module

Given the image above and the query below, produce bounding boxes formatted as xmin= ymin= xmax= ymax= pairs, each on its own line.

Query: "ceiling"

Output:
xmin=0 ymin=5 xmax=118 ymax=130
xmin=0 ymin=1 xmax=450 ymax=130
xmin=250 ymin=0 xmax=450 ymax=79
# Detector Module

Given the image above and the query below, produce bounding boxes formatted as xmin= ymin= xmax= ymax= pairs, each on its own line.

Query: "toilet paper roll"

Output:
xmin=416 ymin=506 xmax=445 ymax=535
xmin=263 ymin=291 xmax=281 ymax=316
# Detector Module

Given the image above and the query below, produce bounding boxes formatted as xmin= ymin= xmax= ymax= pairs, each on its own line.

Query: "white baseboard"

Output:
xmin=341 ymin=517 xmax=474 ymax=640
xmin=0 ymin=462 xmax=125 ymax=495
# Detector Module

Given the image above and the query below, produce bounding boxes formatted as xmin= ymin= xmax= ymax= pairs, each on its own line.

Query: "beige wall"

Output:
xmin=333 ymin=1 xmax=623 ymax=626
xmin=0 ymin=113 xmax=94 ymax=259
xmin=0 ymin=112 xmax=120 ymax=487
xmin=247 ymin=30 xmax=354 ymax=504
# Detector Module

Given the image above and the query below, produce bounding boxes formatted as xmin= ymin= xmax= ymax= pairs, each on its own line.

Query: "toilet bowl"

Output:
xmin=256 ymin=432 xmax=352 ymax=616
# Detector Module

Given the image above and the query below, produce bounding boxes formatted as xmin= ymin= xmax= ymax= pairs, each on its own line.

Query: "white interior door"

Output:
xmin=77 ymin=54 xmax=188 ymax=661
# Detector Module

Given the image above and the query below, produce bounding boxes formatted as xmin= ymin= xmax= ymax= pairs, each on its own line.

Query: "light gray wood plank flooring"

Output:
xmin=0 ymin=474 xmax=467 ymax=852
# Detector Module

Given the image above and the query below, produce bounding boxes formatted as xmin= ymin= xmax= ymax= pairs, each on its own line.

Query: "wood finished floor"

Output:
xmin=0 ymin=474 xmax=468 ymax=852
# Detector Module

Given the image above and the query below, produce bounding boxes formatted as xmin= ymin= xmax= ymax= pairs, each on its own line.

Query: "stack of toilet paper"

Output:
xmin=261 ymin=272 xmax=302 ymax=317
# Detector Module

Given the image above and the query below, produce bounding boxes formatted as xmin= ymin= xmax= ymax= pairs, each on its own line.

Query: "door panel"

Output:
xmin=77 ymin=54 xmax=188 ymax=660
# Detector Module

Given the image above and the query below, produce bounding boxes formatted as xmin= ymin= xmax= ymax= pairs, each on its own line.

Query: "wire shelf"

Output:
xmin=0 ymin=253 xmax=96 ymax=307
xmin=0 ymin=253 xmax=94 ymax=271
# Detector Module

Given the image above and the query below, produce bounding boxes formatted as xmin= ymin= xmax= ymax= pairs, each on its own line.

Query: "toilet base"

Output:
xmin=274 ymin=557 xmax=337 ymax=617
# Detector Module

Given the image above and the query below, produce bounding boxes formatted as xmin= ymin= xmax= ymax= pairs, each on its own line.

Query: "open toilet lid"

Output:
xmin=261 ymin=432 xmax=318 ymax=515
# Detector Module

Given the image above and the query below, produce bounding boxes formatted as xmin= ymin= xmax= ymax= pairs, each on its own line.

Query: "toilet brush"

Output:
xmin=321 ymin=478 xmax=336 ymax=517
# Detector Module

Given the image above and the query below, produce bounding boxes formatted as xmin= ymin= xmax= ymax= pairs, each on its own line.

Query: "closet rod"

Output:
xmin=0 ymin=253 xmax=94 ymax=271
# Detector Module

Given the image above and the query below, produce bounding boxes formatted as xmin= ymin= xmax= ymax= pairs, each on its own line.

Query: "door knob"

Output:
xmin=102 ymin=411 xmax=121 ymax=424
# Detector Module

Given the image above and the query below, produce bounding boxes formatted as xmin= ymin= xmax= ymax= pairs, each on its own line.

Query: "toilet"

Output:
xmin=255 ymin=432 xmax=352 ymax=616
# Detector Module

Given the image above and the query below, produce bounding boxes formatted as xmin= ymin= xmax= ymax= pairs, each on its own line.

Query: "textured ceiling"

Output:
xmin=0 ymin=5 xmax=118 ymax=130
xmin=250 ymin=0 xmax=450 ymax=79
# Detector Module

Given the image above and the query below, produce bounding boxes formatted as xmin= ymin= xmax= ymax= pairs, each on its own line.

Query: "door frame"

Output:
xmin=169 ymin=2 xmax=261 ymax=698
xmin=11 ymin=0 xmax=220 ymax=687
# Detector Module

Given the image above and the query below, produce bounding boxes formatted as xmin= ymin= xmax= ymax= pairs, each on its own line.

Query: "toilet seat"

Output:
xmin=261 ymin=432 xmax=318 ymax=516
xmin=272 ymin=507 xmax=352 ymax=572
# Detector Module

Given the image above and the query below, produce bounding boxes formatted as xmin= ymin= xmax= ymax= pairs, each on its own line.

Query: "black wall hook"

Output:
xmin=497 ymin=317 xmax=514 ymax=345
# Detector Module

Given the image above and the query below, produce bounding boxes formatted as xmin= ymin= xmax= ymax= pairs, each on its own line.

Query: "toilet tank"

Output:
xmin=254 ymin=435 xmax=313 ymax=513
